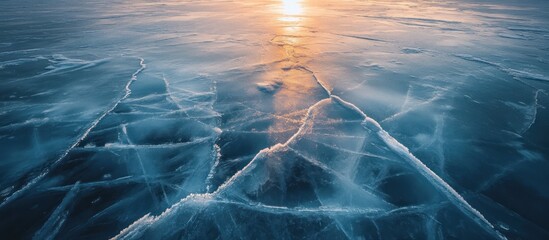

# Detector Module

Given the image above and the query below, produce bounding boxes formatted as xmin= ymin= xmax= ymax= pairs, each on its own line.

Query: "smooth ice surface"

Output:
xmin=1 ymin=0 xmax=549 ymax=239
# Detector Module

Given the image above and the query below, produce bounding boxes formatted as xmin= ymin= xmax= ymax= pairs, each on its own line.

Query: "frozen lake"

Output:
xmin=1 ymin=0 xmax=548 ymax=239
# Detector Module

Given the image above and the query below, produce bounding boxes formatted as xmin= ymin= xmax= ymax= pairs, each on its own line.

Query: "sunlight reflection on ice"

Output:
xmin=279 ymin=0 xmax=303 ymax=22
xmin=282 ymin=0 xmax=303 ymax=15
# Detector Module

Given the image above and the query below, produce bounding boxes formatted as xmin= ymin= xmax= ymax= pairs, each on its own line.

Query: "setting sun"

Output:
xmin=281 ymin=0 xmax=303 ymax=16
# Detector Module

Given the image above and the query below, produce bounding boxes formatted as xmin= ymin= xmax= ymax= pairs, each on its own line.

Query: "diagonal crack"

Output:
xmin=0 ymin=58 xmax=146 ymax=209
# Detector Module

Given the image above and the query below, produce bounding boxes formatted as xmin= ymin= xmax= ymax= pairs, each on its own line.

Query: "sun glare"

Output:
xmin=281 ymin=0 xmax=303 ymax=16
xmin=279 ymin=0 xmax=303 ymax=23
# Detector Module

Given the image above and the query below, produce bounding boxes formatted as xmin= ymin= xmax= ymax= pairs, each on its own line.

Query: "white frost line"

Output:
xmin=225 ymin=103 xmax=304 ymax=128
xmin=33 ymin=182 xmax=80 ymax=240
xmin=381 ymin=92 xmax=441 ymax=124
xmin=205 ymin=144 xmax=222 ymax=193
xmin=113 ymin=193 xmax=212 ymax=240
xmin=214 ymin=98 xmax=331 ymax=195
xmin=45 ymin=175 xmax=176 ymax=192
xmin=287 ymin=146 xmax=393 ymax=208
xmin=296 ymin=65 xmax=332 ymax=95
xmin=400 ymin=84 xmax=414 ymax=111
xmin=162 ymin=74 xmax=189 ymax=117
xmin=11 ymin=57 xmax=111 ymax=82
xmin=453 ymin=53 xmax=540 ymax=89
xmin=0 ymin=58 xmax=146 ymax=209
xmin=222 ymin=128 xmax=300 ymax=135
xmin=281 ymin=99 xmax=331 ymax=147
xmin=477 ymin=159 xmax=526 ymax=193
xmin=330 ymin=95 xmax=507 ymax=240
xmin=121 ymin=124 xmax=163 ymax=204
xmin=212 ymin=96 xmax=326 ymax=194
xmin=76 ymin=137 xmax=213 ymax=150
xmin=203 ymin=78 xmax=223 ymax=193
xmin=301 ymin=138 xmax=397 ymax=163
xmin=203 ymin=199 xmax=387 ymax=217
xmin=521 ymin=89 xmax=546 ymax=135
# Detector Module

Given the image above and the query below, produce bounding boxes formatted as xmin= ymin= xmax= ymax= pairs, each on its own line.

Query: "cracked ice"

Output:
xmin=1 ymin=0 xmax=549 ymax=239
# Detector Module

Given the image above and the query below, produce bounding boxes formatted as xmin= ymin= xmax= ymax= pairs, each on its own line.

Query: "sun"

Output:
xmin=281 ymin=0 xmax=303 ymax=16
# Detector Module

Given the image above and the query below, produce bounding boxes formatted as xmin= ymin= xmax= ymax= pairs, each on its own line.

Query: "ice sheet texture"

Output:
xmin=1 ymin=0 xmax=548 ymax=239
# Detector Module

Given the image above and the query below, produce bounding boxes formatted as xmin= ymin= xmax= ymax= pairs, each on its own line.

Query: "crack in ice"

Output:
xmin=113 ymin=60 xmax=506 ymax=240
xmin=0 ymin=58 xmax=146 ymax=209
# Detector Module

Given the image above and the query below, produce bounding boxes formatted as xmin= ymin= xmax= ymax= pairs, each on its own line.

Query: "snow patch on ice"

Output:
xmin=256 ymin=79 xmax=283 ymax=93
xmin=401 ymin=47 xmax=425 ymax=54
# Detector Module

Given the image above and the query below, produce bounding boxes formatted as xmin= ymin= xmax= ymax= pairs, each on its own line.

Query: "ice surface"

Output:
xmin=1 ymin=0 xmax=549 ymax=239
